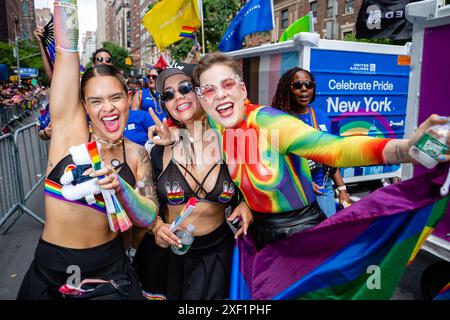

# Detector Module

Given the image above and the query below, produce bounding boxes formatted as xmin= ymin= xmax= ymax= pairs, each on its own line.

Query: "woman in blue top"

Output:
xmin=272 ymin=67 xmax=352 ymax=216
xmin=131 ymin=68 xmax=167 ymax=121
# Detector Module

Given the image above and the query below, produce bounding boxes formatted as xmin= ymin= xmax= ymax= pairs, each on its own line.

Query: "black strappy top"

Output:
xmin=151 ymin=145 xmax=236 ymax=205
xmin=44 ymin=139 xmax=136 ymax=214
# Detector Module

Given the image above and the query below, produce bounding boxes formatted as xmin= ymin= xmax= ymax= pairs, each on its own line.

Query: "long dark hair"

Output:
xmin=80 ymin=64 xmax=128 ymax=101
xmin=271 ymin=67 xmax=316 ymax=114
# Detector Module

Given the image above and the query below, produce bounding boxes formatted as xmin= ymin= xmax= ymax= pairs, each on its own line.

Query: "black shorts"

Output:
xmin=250 ymin=200 xmax=327 ymax=250
xmin=133 ymin=222 xmax=234 ymax=300
xmin=17 ymin=236 xmax=144 ymax=300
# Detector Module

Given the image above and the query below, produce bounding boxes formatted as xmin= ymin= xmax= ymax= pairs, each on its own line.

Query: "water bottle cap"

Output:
xmin=186 ymin=224 xmax=195 ymax=232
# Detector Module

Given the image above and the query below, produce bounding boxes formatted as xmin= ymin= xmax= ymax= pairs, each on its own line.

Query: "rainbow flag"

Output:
xmin=230 ymin=165 xmax=450 ymax=300
xmin=433 ymin=282 xmax=450 ymax=300
xmin=179 ymin=26 xmax=196 ymax=39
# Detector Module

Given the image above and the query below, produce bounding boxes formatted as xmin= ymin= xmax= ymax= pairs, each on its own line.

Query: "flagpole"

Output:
xmin=198 ymin=0 xmax=205 ymax=54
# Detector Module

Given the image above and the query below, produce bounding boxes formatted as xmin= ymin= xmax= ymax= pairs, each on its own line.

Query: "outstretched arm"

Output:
xmin=383 ymin=115 xmax=450 ymax=164
xmin=257 ymin=108 xmax=450 ymax=167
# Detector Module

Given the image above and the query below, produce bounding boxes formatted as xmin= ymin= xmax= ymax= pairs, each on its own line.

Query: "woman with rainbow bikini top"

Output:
xmin=17 ymin=0 xmax=159 ymax=300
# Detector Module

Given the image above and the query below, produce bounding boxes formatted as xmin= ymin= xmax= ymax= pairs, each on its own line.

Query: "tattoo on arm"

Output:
xmin=394 ymin=144 xmax=408 ymax=163
xmin=137 ymin=147 xmax=159 ymax=208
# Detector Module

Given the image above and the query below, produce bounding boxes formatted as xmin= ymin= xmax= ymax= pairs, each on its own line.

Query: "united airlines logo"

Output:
xmin=350 ymin=63 xmax=376 ymax=73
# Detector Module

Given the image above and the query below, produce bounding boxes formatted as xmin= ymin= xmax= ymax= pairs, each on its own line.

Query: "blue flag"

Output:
xmin=218 ymin=0 xmax=274 ymax=52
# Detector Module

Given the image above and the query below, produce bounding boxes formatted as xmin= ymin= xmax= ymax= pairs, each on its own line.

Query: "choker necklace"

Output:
xmin=91 ymin=132 xmax=124 ymax=148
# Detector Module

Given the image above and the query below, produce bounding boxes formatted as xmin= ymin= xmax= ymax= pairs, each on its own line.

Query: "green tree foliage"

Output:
xmin=102 ymin=41 xmax=132 ymax=75
xmin=169 ymin=0 xmax=241 ymax=61
xmin=0 ymin=39 xmax=47 ymax=82
xmin=344 ymin=34 xmax=408 ymax=46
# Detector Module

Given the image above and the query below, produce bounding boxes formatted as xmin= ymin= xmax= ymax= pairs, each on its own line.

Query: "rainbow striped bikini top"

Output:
xmin=44 ymin=150 xmax=136 ymax=214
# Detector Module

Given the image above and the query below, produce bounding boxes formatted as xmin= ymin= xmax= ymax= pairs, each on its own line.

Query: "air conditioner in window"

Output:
xmin=345 ymin=7 xmax=354 ymax=14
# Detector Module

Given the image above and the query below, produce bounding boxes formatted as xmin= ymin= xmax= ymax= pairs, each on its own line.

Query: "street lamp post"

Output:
xmin=14 ymin=18 xmax=21 ymax=88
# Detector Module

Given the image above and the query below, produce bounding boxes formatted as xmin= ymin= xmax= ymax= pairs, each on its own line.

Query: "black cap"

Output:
xmin=155 ymin=62 xmax=195 ymax=93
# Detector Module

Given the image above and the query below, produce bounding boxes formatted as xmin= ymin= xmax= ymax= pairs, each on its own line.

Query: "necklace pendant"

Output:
xmin=111 ymin=159 xmax=121 ymax=168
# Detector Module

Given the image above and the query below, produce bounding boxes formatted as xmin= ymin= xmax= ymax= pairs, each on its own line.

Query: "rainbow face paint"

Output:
xmin=209 ymin=103 xmax=391 ymax=213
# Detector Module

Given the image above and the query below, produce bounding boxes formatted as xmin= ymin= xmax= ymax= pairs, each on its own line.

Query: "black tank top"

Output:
xmin=151 ymin=145 xmax=236 ymax=206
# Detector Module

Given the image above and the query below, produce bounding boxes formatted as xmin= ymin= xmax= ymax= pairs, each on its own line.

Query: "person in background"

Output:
xmin=128 ymin=78 xmax=141 ymax=98
xmin=34 ymin=25 xmax=53 ymax=141
xmin=92 ymin=48 xmax=113 ymax=66
xmin=131 ymin=68 xmax=167 ymax=121
xmin=272 ymin=67 xmax=352 ymax=216
xmin=123 ymin=109 xmax=156 ymax=146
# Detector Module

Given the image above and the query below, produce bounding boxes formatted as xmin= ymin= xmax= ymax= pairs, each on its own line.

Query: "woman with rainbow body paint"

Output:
xmin=272 ymin=67 xmax=351 ymax=217
xmin=133 ymin=67 xmax=253 ymax=300
xmin=17 ymin=0 xmax=158 ymax=299
xmin=189 ymin=52 xmax=450 ymax=250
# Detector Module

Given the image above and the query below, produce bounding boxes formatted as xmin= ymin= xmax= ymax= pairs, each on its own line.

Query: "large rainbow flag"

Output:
xmin=230 ymin=165 xmax=450 ymax=300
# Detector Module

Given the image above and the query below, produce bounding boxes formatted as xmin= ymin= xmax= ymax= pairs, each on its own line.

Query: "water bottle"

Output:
xmin=409 ymin=121 xmax=450 ymax=169
xmin=171 ymin=224 xmax=195 ymax=255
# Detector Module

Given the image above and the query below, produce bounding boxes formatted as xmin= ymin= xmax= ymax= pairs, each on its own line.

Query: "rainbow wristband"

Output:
xmin=54 ymin=0 xmax=79 ymax=52
xmin=116 ymin=176 xmax=157 ymax=228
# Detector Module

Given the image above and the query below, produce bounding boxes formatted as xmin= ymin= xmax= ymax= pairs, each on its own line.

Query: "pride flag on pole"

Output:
xmin=179 ymin=26 xmax=196 ymax=39
xmin=230 ymin=165 xmax=450 ymax=300
xmin=142 ymin=0 xmax=201 ymax=50
xmin=279 ymin=12 xmax=313 ymax=42
xmin=218 ymin=0 xmax=275 ymax=52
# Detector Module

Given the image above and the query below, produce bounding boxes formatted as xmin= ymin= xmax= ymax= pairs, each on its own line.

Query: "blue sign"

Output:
xmin=0 ymin=64 xmax=8 ymax=81
xmin=310 ymin=49 xmax=410 ymax=179
xmin=19 ymin=68 xmax=38 ymax=78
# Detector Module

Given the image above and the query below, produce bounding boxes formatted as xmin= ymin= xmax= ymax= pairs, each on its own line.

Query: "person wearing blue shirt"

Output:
xmin=124 ymin=110 xmax=156 ymax=146
xmin=131 ymin=68 xmax=167 ymax=121
xmin=272 ymin=67 xmax=352 ymax=216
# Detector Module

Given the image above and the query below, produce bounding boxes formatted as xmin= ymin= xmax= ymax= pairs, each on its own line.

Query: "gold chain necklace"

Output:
xmin=89 ymin=127 xmax=123 ymax=148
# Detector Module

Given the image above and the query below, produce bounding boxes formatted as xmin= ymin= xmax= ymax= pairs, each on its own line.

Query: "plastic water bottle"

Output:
xmin=409 ymin=121 xmax=450 ymax=169
xmin=171 ymin=224 xmax=195 ymax=255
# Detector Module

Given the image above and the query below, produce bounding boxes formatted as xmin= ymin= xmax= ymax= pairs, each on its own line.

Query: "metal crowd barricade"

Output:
xmin=0 ymin=133 xmax=20 ymax=227
xmin=0 ymin=122 xmax=47 ymax=233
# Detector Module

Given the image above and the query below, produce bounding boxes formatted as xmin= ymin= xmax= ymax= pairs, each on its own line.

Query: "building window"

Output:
xmin=327 ymin=0 xmax=335 ymax=18
xmin=343 ymin=30 xmax=353 ymax=38
xmin=281 ymin=9 xmax=289 ymax=30
xmin=22 ymin=2 xmax=29 ymax=16
xmin=345 ymin=0 xmax=354 ymax=14
xmin=310 ymin=1 xmax=317 ymax=18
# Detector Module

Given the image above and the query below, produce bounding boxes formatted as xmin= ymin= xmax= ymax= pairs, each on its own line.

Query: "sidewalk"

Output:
xmin=0 ymin=184 xmax=44 ymax=299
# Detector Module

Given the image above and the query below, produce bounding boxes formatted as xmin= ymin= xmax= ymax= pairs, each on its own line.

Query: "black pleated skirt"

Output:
xmin=133 ymin=222 xmax=234 ymax=300
xmin=17 ymin=235 xmax=143 ymax=300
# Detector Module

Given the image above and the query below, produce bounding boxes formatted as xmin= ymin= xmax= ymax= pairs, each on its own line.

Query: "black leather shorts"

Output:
xmin=250 ymin=201 xmax=327 ymax=250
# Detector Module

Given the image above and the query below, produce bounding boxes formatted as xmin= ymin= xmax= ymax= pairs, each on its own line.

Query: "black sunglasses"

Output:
xmin=147 ymin=74 xmax=157 ymax=80
xmin=95 ymin=56 xmax=112 ymax=63
xmin=161 ymin=82 xmax=194 ymax=102
xmin=291 ymin=80 xmax=314 ymax=90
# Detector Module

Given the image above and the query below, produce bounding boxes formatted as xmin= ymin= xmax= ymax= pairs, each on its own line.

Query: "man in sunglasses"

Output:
xmin=92 ymin=48 xmax=113 ymax=66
